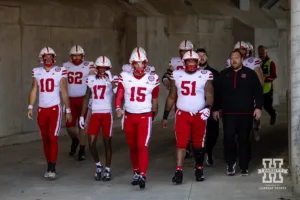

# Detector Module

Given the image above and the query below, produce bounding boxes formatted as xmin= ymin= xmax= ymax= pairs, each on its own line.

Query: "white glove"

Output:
xmin=199 ymin=108 xmax=210 ymax=120
xmin=79 ymin=116 xmax=85 ymax=129
xmin=105 ymin=70 xmax=113 ymax=81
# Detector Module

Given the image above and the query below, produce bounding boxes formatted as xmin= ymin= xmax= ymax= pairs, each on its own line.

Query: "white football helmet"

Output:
xmin=131 ymin=47 xmax=147 ymax=56
xmin=129 ymin=51 xmax=148 ymax=64
xmin=129 ymin=51 xmax=148 ymax=74
xmin=182 ymin=50 xmax=199 ymax=72
xmin=69 ymin=45 xmax=85 ymax=55
xmin=122 ymin=64 xmax=132 ymax=72
xmin=246 ymin=42 xmax=254 ymax=57
xmin=39 ymin=47 xmax=56 ymax=64
xmin=233 ymin=41 xmax=249 ymax=58
xmin=233 ymin=41 xmax=248 ymax=50
xmin=178 ymin=40 xmax=194 ymax=50
xmin=95 ymin=56 xmax=112 ymax=69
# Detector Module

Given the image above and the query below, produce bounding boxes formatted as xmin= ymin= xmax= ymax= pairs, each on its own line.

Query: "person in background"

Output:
xmin=213 ymin=50 xmax=263 ymax=176
xmin=258 ymin=45 xmax=277 ymax=125
xmin=196 ymin=48 xmax=219 ymax=166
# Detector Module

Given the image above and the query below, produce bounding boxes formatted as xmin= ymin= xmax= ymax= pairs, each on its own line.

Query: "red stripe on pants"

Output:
xmin=123 ymin=112 xmax=152 ymax=175
xmin=37 ymin=104 xmax=62 ymax=163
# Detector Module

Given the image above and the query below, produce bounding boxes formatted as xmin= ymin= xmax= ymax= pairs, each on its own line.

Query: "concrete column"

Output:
xmin=239 ymin=0 xmax=249 ymax=11
xmin=290 ymin=0 xmax=300 ymax=194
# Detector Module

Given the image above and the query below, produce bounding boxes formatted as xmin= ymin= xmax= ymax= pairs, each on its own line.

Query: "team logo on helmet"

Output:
xmin=55 ymin=67 xmax=61 ymax=72
xmin=148 ymin=75 xmax=155 ymax=82
xmin=248 ymin=58 xmax=253 ymax=63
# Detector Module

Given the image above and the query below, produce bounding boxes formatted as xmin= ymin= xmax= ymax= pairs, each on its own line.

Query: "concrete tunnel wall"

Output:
xmin=0 ymin=0 xmax=288 ymax=144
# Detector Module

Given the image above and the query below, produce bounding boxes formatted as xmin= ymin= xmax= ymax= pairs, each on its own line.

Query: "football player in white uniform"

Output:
xmin=28 ymin=47 xmax=72 ymax=179
xmin=122 ymin=47 xmax=155 ymax=74
xmin=115 ymin=50 xmax=159 ymax=189
xmin=162 ymin=40 xmax=194 ymax=158
xmin=246 ymin=42 xmax=264 ymax=141
xmin=162 ymin=50 xmax=214 ymax=184
xmin=79 ymin=56 xmax=117 ymax=181
xmin=162 ymin=40 xmax=194 ymax=89
xmin=225 ymin=41 xmax=264 ymax=85
xmin=63 ymin=45 xmax=94 ymax=161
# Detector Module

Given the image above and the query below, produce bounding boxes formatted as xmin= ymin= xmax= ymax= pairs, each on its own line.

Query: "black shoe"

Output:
xmin=131 ymin=172 xmax=140 ymax=186
xmin=69 ymin=138 xmax=79 ymax=156
xmin=270 ymin=114 xmax=276 ymax=125
xmin=240 ymin=169 xmax=249 ymax=176
xmin=94 ymin=166 xmax=103 ymax=181
xmin=226 ymin=163 xmax=236 ymax=176
xmin=206 ymin=154 xmax=214 ymax=166
xmin=195 ymin=167 xmax=205 ymax=181
xmin=77 ymin=151 xmax=86 ymax=161
xmin=172 ymin=170 xmax=183 ymax=185
xmin=138 ymin=175 xmax=146 ymax=189
xmin=102 ymin=169 xmax=111 ymax=181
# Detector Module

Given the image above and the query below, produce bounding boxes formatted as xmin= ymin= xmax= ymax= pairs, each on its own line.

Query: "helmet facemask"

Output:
xmin=236 ymin=48 xmax=247 ymax=59
xmin=179 ymin=49 xmax=190 ymax=59
xmin=96 ymin=66 xmax=110 ymax=78
xmin=71 ymin=54 xmax=84 ymax=65
xmin=132 ymin=61 xmax=147 ymax=74
xmin=42 ymin=54 xmax=55 ymax=67
xmin=184 ymin=59 xmax=199 ymax=74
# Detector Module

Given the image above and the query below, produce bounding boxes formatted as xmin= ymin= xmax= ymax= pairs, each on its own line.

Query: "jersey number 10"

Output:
xmin=40 ymin=78 xmax=54 ymax=92
xmin=181 ymin=81 xmax=196 ymax=96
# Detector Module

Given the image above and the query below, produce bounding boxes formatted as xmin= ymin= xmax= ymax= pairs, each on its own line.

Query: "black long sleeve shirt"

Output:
xmin=213 ymin=66 xmax=263 ymax=114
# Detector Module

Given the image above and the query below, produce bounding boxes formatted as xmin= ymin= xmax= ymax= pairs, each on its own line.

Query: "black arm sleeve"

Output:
xmin=162 ymin=69 xmax=174 ymax=82
xmin=251 ymin=70 xmax=264 ymax=109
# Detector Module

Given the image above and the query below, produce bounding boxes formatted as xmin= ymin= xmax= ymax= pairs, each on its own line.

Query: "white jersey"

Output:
xmin=63 ymin=61 xmax=94 ymax=97
xmin=119 ymin=71 xmax=159 ymax=113
xmin=170 ymin=69 xmax=213 ymax=113
xmin=225 ymin=57 xmax=262 ymax=70
xmin=86 ymin=75 xmax=113 ymax=113
xmin=169 ymin=57 xmax=184 ymax=71
xmin=32 ymin=66 xmax=67 ymax=108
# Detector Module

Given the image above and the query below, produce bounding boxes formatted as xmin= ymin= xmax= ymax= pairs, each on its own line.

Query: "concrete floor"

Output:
xmin=0 ymin=105 xmax=299 ymax=200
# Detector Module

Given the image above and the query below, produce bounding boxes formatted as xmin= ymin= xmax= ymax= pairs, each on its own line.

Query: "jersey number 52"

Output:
xmin=181 ymin=81 xmax=196 ymax=96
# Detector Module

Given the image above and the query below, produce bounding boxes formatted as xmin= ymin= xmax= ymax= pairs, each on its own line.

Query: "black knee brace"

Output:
xmin=194 ymin=148 xmax=206 ymax=166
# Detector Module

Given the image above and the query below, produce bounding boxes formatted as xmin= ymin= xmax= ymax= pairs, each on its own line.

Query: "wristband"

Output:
xmin=66 ymin=108 xmax=71 ymax=114
xmin=163 ymin=110 xmax=170 ymax=120
xmin=28 ymin=105 xmax=33 ymax=109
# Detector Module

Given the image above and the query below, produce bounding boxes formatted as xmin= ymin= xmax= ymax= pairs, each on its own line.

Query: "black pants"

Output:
xmin=222 ymin=114 xmax=253 ymax=170
xmin=263 ymin=89 xmax=276 ymax=117
xmin=205 ymin=116 xmax=219 ymax=157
